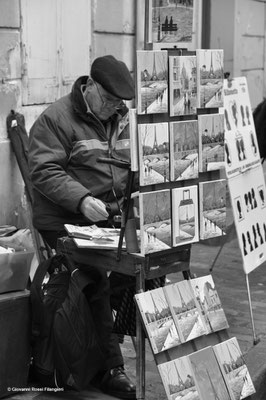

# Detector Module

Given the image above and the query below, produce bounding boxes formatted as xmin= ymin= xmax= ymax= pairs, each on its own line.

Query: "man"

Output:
xmin=28 ymin=55 xmax=136 ymax=399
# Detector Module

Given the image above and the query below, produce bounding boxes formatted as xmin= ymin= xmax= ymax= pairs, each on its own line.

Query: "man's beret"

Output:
xmin=91 ymin=55 xmax=135 ymax=100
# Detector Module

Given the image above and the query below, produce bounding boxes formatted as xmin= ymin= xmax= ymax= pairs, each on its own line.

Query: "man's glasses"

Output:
xmin=95 ymin=82 xmax=124 ymax=110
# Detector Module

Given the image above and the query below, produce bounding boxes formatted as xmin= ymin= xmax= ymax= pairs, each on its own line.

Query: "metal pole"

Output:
xmin=245 ymin=273 xmax=260 ymax=345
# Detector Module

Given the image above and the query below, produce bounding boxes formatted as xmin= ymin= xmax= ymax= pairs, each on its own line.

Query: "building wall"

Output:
xmin=210 ymin=0 xmax=266 ymax=108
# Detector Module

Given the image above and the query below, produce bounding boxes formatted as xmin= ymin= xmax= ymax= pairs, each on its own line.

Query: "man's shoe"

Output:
xmin=100 ymin=366 xmax=136 ymax=399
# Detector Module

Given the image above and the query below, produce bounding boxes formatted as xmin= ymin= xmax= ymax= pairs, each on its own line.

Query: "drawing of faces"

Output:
xmin=258 ymin=185 xmax=265 ymax=208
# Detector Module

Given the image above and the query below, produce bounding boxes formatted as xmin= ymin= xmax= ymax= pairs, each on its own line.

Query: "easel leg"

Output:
xmin=136 ymin=263 xmax=145 ymax=400
xmin=246 ymin=274 xmax=260 ymax=345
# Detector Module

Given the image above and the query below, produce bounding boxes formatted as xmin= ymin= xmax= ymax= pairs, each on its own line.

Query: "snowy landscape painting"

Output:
xmin=137 ymin=50 xmax=168 ymax=114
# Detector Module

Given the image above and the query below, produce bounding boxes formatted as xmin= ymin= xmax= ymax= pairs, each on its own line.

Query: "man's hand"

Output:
xmin=80 ymin=196 xmax=109 ymax=222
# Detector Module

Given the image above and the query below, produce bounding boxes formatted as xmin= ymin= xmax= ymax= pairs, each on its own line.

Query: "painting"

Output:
xmin=172 ymin=186 xmax=199 ymax=246
xmin=169 ymin=120 xmax=198 ymax=181
xmin=223 ymin=77 xmax=261 ymax=178
xmin=139 ymin=189 xmax=171 ymax=254
xmin=198 ymin=113 xmax=225 ymax=172
xmin=134 ymin=287 xmax=181 ymax=354
xmin=213 ymin=338 xmax=256 ymax=400
xmin=169 ymin=55 xmax=197 ymax=116
xmin=158 ymin=356 xmax=200 ymax=400
xmin=137 ymin=50 xmax=168 ymax=114
xmin=228 ymin=165 xmax=266 ymax=274
xmin=189 ymin=275 xmax=229 ymax=334
xmin=164 ymin=280 xmax=206 ymax=342
xmin=199 ymin=179 xmax=227 ymax=240
xmin=189 ymin=347 xmax=231 ymax=400
xmin=196 ymin=49 xmax=224 ymax=108
xmin=138 ymin=122 xmax=170 ymax=186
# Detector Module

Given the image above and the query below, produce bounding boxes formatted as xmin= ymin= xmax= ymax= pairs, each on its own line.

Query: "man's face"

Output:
xmin=85 ymin=80 xmax=123 ymax=121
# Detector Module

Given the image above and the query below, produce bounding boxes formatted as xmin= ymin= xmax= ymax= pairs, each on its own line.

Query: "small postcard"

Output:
xmin=169 ymin=55 xmax=197 ymax=116
xmin=158 ymin=356 xmax=201 ymax=400
xmin=196 ymin=49 xmax=224 ymax=108
xmin=139 ymin=189 xmax=171 ymax=255
xmin=138 ymin=122 xmax=169 ymax=186
xmin=189 ymin=275 xmax=229 ymax=333
xmin=164 ymin=280 xmax=206 ymax=343
xmin=213 ymin=337 xmax=256 ymax=400
xmin=172 ymin=186 xmax=199 ymax=246
xmin=135 ymin=287 xmax=181 ymax=354
xmin=169 ymin=120 xmax=198 ymax=181
xmin=198 ymin=113 xmax=225 ymax=172
xmin=199 ymin=179 xmax=227 ymax=240
xmin=136 ymin=50 xmax=168 ymax=114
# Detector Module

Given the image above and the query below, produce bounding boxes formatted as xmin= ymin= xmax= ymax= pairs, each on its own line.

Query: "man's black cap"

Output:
xmin=91 ymin=55 xmax=135 ymax=100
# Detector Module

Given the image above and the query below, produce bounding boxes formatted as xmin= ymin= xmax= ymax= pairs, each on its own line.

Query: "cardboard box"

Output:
xmin=0 ymin=251 xmax=34 ymax=294
xmin=0 ymin=290 xmax=31 ymax=398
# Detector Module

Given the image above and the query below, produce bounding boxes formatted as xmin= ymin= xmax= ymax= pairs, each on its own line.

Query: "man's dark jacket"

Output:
xmin=28 ymin=76 xmax=132 ymax=231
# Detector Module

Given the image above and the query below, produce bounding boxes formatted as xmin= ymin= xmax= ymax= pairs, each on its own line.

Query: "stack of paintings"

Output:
xmin=135 ymin=275 xmax=228 ymax=353
xmin=158 ymin=338 xmax=255 ymax=400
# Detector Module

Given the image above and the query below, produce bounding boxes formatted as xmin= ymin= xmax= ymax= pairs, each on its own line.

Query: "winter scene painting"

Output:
xmin=138 ymin=122 xmax=170 ymax=186
xmin=164 ymin=280 xmax=206 ymax=343
xmin=189 ymin=347 xmax=231 ymax=400
xmin=199 ymin=179 xmax=227 ymax=240
xmin=151 ymin=0 xmax=194 ymax=45
xmin=189 ymin=275 xmax=229 ymax=334
xmin=135 ymin=287 xmax=181 ymax=354
xmin=139 ymin=189 xmax=171 ymax=254
xmin=213 ymin=338 xmax=256 ymax=400
xmin=169 ymin=55 xmax=197 ymax=116
xmin=158 ymin=356 xmax=200 ymax=400
xmin=169 ymin=120 xmax=198 ymax=181
xmin=196 ymin=49 xmax=224 ymax=108
xmin=198 ymin=113 xmax=225 ymax=172
xmin=172 ymin=186 xmax=199 ymax=246
xmin=137 ymin=50 xmax=168 ymax=114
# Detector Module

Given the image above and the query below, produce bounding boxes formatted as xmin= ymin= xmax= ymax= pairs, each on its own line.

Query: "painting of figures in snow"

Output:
xmin=169 ymin=55 xmax=197 ymax=116
xmin=169 ymin=120 xmax=198 ymax=181
xmin=198 ymin=114 xmax=225 ymax=172
xmin=137 ymin=50 xmax=168 ymax=114
xmin=189 ymin=347 xmax=231 ymax=400
xmin=189 ymin=275 xmax=229 ymax=334
xmin=134 ymin=287 xmax=181 ymax=354
xmin=158 ymin=357 xmax=200 ymax=400
xmin=172 ymin=186 xmax=199 ymax=246
xmin=199 ymin=179 xmax=226 ymax=240
xmin=196 ymin=49 xmax=224 ymax=108
xmin=213 ymin=338 xmax=256 ymax=400
xmin=164 ymin=281 xmax=206 ymax=343
xmin=150 ymin=0 xmax=196 ymax=47
xmin=138 ymin=122 xmax=169 ymax=186
xmin=139 ymin=189 xmax=171 ymax=255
